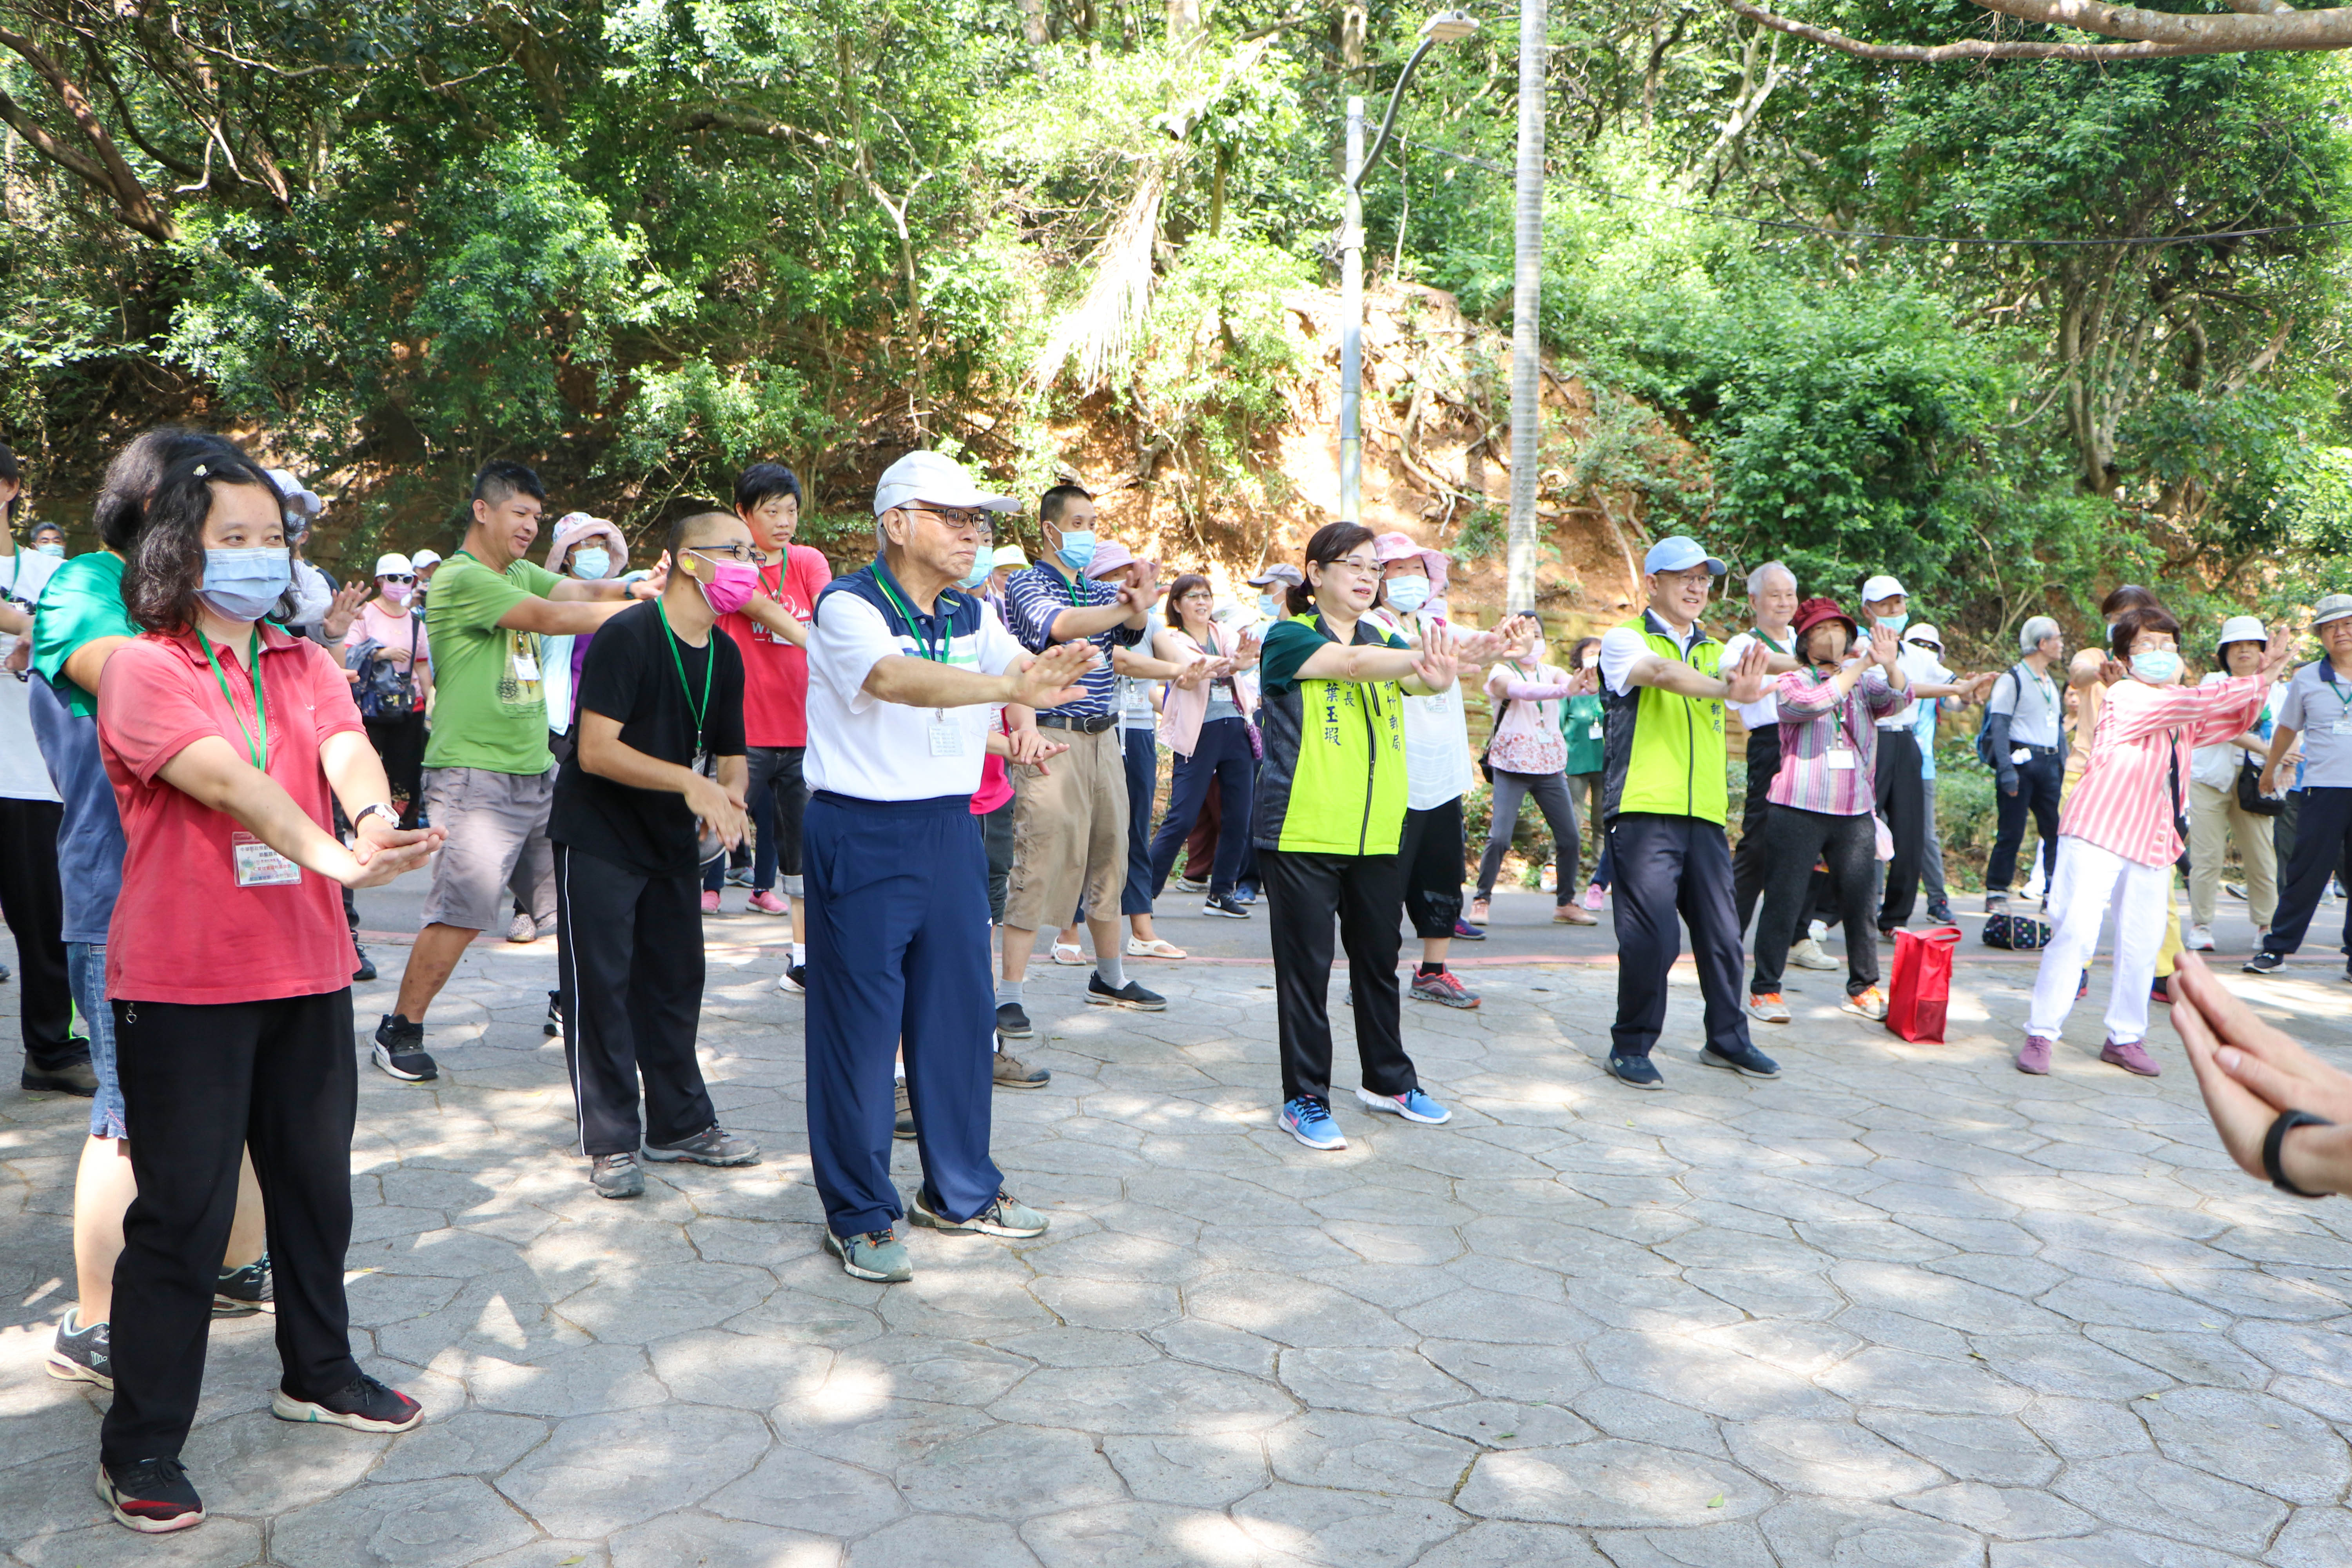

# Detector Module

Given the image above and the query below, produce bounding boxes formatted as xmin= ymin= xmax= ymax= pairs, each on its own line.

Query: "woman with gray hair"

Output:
xmin=1982 ymin=615 xmax=2068 ymax=908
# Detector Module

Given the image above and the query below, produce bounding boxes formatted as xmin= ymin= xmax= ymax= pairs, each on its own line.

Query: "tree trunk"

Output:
xmin=1343 ymin=4 xmax=1367 ymax=71
xmin=1167 ymin=0 xmax=1202 ymax=44
xmin=1506 ymin=0 xmax=1546 ymax=611
xmin=1019 ymin=0 xmax=1051 ymax=45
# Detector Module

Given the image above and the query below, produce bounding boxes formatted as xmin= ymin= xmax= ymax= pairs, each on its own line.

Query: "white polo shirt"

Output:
xmin=804 ymin=564 xmax=1025 ymax=802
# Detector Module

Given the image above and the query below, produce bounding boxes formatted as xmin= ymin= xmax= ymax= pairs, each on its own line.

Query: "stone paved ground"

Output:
xmin=5 ymin=892 xmax=2352 ymax=1567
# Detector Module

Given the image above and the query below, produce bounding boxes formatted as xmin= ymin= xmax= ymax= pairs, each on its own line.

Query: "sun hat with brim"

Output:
xmin=2314 ymin=594 xmax=2352 ymax=629
xmin=1791 ymin=597 xmax=1858 ymax=653
xmin=2217 ymin=614 xmax=2268 ymax=649
xmin=1247 ymin=563 xmax=1304 ymax=588
xmin=1085 ymin=542 xmax=1138 ymax=579
xmin=1371 ymin=531 xmax=1448 ymax=597
xmin=991 ymin=546 xmax=1030 ymax=572
xmin=546 ymin=512 xmax=628 ymax=573
xmin=873 ymin=450 xmax=1018 ymax=516
xmin=1904 ymin=622 xmax=1944 ymax=653
xmin=373 ymin=553 xmax=414 ymax=579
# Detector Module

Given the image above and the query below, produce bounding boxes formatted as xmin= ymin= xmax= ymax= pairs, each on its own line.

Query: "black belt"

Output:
xmin=1037 ymin=712 xmax=1119 ymax=735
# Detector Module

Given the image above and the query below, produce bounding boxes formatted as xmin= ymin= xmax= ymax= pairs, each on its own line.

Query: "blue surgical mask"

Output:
xmin=33 ymin=541 xmax=63 ymax=557
xmin=958 ymin=555 xmax=992 ymax=590
xmin=1259 ymin=593 xmax=1279 ymax=619
xmin=570 ymin=546 xmax=611 ymax=581
xmin=1875 ymin=613 xmax=1908 ymax=635
xmin=1385 ymin=576 xmax=1430 ymax=615
xmin=2132 ymin=650 xmax=2182 ymax=685
xmin=197 ymin=547 xmax=292 ymax=622
xmin=1055 ymin=530 xmax=1096 ymax=574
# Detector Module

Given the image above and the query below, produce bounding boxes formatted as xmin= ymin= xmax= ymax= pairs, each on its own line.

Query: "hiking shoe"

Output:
xmin=748 ymin=889 xmax=788 ymax=915
xmin=894 ymin=1079 xmax=916 ymax=1140
xmin=213 ymin=1254 xmax=272 ymax=1317
xmin=1702 ymin=1040 xmax=1782 ymax=1078
xmin=1608 ymin=1053 xmax=1666 ymax=1091
xmin=506 ymin=909 xmax=537 ymax=944
xmin=1355 ymin=1085 xmax=1452 ymax=1123
xmin=543 ymin=990 xmax=562 ymax=1038
xmin=2244 ymin=951 xmax=2286 ymax=976
xmin=642 ymin=1125 xmax=761 ymax=1165
xmin=20 ymin=1056 xmax=97 ymax=1095
xmin=272 ymin=1374 xmax=423 ymax=1434
xmin=911 ymin=1188 xmax=1051 ymax=1238
xmin=1450 ymin=918 xmax=1486 ymax=941
xmin=2016 ymin=1034 xmax=2054 ymax=1075
xmin=372 ymin=1015 xmax=436 ymax=1082
xmin=352 ymin=945 xmax=377 ymax=984
xmin=823 ymin=1227 xmax=912 ymax=1283
xmin=1842 ymin=987 xmax=1890 ymax=1022
xmin=1203 ymin=893 xmax=1251 ymax=919
xmin=1746 ymin=992 xmax=1791 ymax=1024
xmin=1787 ymin=937 xmax=1838 ymax=971
xmin=47 ymin=1309 xmax=111 ymax=1389
xmin=995 ymin=1002 xmax=1032 ymax=1038
xmin=1553 ymin=904 xmax=1598 ymax=926
xmin=1409 ymin=969 xmax=1480 ymax=1009
xmin=2187 ymin=924 xmax=2215 ymax=952
xmin=1279 ymin=1096 xmax=1346 ymax=1150
xmin=2100 ymin=1038 xmax=2162 ymax=1077
xmin=699 ymin=890 xmax=721 ymax=914
xmin=777 ymin=964 xmax=808 ymax=995
xmin=993 ymin=1049 xmax=1050 ymax=1089
xmin=591 ymin=1152 xmax=644 ymax=1198
xmin=98 ymin=1457 xmax=203 ymax=1534
xmin=1087 ymin=974 xmax=1166 ymax=1011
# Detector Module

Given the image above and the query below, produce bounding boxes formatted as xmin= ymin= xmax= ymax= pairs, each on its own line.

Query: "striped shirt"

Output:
xmin=1001 ymin=562 xmax=1144 ymax=719
xmin=1768 ymin=665 xmax=1906 ymax=815
xmin=2059 ymin=674 xmax=2268 ymax=867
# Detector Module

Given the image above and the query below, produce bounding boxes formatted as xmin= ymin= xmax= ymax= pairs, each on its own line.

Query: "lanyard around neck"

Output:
xmin=875 ymin=575 xmax=949 ymax=664
xmin=198 ymin=626 xmax=268 ymax=770
xmin=655 ymin=600 xmax=713 ymax=743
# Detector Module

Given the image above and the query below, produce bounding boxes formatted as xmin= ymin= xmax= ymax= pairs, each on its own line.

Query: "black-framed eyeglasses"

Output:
xmin=689 ymin=544 xmax=771 ymax=566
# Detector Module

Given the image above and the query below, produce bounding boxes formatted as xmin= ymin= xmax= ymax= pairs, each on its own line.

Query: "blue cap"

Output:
xmin=1643 ymin=536 xmax=1726 ymax=577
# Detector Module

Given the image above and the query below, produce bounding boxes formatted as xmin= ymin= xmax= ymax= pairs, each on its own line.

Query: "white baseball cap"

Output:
xmin=1904 ymin=622 xmax=1943 ymax=651
xmin=263 ymin=468 xmax=324 ymax=517
xmin=872 ymin=450 xmax=1018 ymax=517
xmin=410 ymin=548 xmax=443 ymax=570
xmin=2217 ymin=615 xmax=2268 ymax=648
xmin=1861 ymin=574 xmax=1907 ymax=604
xmin=373 ymin=553 xmax=414 ymax=578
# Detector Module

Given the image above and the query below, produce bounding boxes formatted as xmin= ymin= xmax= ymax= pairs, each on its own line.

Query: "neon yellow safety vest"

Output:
xmin=1600 ymin=612 xmax=1729 ymax=826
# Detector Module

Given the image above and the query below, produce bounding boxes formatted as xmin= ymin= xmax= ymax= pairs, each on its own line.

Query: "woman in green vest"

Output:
xmin=1254 ymin=522 xmax=1461 ymax=1151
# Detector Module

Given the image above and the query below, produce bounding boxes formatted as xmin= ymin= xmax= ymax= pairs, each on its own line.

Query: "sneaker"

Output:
xmin=2016 ymin=1034 xmax=2054 ymax=1075
xmin=1450 ymin=918 xmax=1486 ymax=941
xmin=1172 ymin=875 xmax=1208 ymax=893
xmin=2187 ymin=924 xmax=2215 ymax=952
xmin=1355 ymin=1085 xmax=1452 ymax=1123
xmin=20 ymin=1056 xmax=98 ymax=1095
xmin=271 ymin=1373 xmax=424 ymax=1434
xmin=1466 ymin=898 xmax=1491 ymax=926
xmin=1608 ymin=1053 xmax=1666 ymax=1091
xmin=544 ymin=990 xmax=562 ymax=1038
xmin=2244 ymin=951 xmax=2286 ymax=976
xmin=1702 ymin=1040 xmax=1782 ymax=1078
xmin=1410 ymin=969 xmax=1481 ymax=1009
xmin=1203 ymin=893 xmax=1251 ymax=919
xmin=748 ymin=889 xmax=788 ymax=915
xmin=726 ymin=864 xmax=755 ymax=887
xmin=591 ymin=1152 xmax=644 ymax=1198
xmin=1984 ymin=890 xmax=2010 ymax=910
xmin=1087 ymin=973 xmax=1166 ymax=1011
xmin=701 ymin=890 xmax=724 ymax=914
xmin=47 ymin=1309 xmax=111 ymax=1389
xmin=351 ymin=944 xmax=377 ymax=984
xmin=2151 ymin=976 xmax=2172 ymax=1005
xmin=1877 ymin=926 xmax=1899 ymax=945
xmin=1279 ymin=1096 xmax=1346 ymax=1150
xmin=996 ymin=1002 xmax=1032 ymax=1038
xmin=823 ymin=1227 xmax=913 ymax=1283
xmin=1580 ymin=884 xmax=1608 ymax=911
xmin=1553 ymin=904 xmax=1598 ymax=926
xmin=893 ymin=1079 xmax=916 ymax=1141
xmin=506 ymin=909 xmax=537 ymax=944
xmin=371 ymin=1015 xmax=436 ymax=1082
xmin=910 ymin=1188 xmax=1052 ymax=1238
xmin=98 ymin=1457 xmax=203 ymax=1534
xmin=1787 ymin=937 xmax=1839 ymax=971
xmin=2100 ymin=1038 xmax=2162 ymax=1077
xmin=1841 ymin=986 xmax=1890 ymax=1022
xmin=777 ymin=964 xmax=808 ymax=995
xmin=993 ymin=1049 xmax=1050 ymax=1089
xmin=1746 ymin=992 xmax=1790 ymax=1024
xmin=213 ymin=1254 xmax=272 ymax=1317
xmin=1925 ymin=900 xmax=1954 ymax=925
xmin=1234 ymin=886 xmax=1259 ymax=905
xmin=642 ymin=1125 xmax=761 ymax=1165
xmin=2076 ymin=967 xmax=2089 ymax=999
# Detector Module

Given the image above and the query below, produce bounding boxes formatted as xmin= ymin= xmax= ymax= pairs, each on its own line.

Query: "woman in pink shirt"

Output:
xmin=2021 ymin=603 xmax=2290 ymax=1078
xmin=1470 ymin=624 xmax=1594 ymax=925
xmin=90 ymin=452 xmax=442 ymax=1533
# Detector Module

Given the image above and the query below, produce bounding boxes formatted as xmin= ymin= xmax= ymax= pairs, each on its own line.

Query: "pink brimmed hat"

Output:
xmin=1371 ymin=531 xmax=1448 ymax=597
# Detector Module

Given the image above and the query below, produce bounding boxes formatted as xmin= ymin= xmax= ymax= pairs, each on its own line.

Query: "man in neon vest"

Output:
xmin=1597 ymin=537 xmax=1778 ymax=1090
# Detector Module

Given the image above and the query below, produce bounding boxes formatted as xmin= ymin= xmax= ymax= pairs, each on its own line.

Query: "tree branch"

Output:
xmin=1727 ymin=0 xmax=2215 ymax=60
xmin=0 ymin=27 xmax=173 ymax=238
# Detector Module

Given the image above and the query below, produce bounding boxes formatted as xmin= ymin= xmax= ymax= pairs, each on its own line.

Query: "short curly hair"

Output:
xmin=126 ymin=451 xmax=296 ymax=634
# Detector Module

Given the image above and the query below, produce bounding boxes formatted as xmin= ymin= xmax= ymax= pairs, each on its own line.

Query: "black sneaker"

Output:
xmin=372 ymin=1014 xmax=437 ymax=1082
xmin=777 ymin=964 xmax=808 ymax=995
xmin=642 ymin=1124 xmax=761 ymax=1165
xmin=2244 ymin=951 xmax=2287 ymax=976
xmin=271 ymin=1373 xmax=424 ymax=1434
xmin=98 ymin=1456 xmax=203 ymax=1533
xmin=1926 ymin=901 xmax=1955 ymax=925
xmin=1700 ymin=1041 xmax=1782 ymax=1079
xmin=1608 ymin=1053 xmax=1666 ymax=1091
xmin=591 ymin=1152 xmax=644 ymax=1199
xmin=543 ymin=990 xmax=562 ymax=1039
xmin=20 ymin=1056 xmax=97 ymax=1095
xmin=351 ymin=945 xmax=377 ymax=984
xmin=213 ymin=1254 xmax=272 ymax=1317
xmin=996 ymin=1002 xmax=1033 ymax=1039
xmin=894 ymin=1079 xmax=917 ymax=1141
xmin=1203 ymin=894 xmax=1251 ymax=919
xmin=1087 ymin=973 xmax=1166 ymax=1011
xmin=46 ymin=1309 xmax=111 ymax=1389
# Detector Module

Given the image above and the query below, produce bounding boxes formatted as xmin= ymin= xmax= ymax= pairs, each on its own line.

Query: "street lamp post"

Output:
xmin=1338 ymin=9 xmax=1479 ymax=526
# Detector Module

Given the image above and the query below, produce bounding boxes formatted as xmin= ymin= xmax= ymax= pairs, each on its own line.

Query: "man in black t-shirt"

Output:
xmin=550 ymin=510 xmax=760 ymax=1198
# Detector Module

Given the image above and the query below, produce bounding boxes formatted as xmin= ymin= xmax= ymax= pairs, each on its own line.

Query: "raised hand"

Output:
xmin=1010 ymin=641 xmax=1098 ymax=709
xmin=323 ymin=581 xmax=367 ymax=641
xmin=1868 ymin=624 xmax=1902 ymax=669
xmin=1724 ymin=639 xmax=1772 ymax=705
xmin=2259 ymin=637 xmax=2298 ymax=684
xmin=1411 ymin=624 xmax=1460 ymax=693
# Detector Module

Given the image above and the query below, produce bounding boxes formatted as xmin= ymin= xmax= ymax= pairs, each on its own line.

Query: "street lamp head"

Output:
xmin=1420 ymin=9 xmax=1479 ymax=42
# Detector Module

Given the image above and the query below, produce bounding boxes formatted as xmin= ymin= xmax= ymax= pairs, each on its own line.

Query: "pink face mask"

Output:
xmin=695 ymin=557 xmax=761 ymax=616
xmin=380 ymin=581 xmax=412 ymax=604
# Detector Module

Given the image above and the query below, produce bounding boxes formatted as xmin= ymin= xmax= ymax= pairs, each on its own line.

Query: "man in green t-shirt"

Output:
xmin=377 ymin=461 xmax=653 ymax=1083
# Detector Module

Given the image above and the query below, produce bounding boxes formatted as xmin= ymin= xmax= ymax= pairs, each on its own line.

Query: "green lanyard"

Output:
xmin=655 ymin=601 xmax=714 ymax=746
xmin=874 ymin=576 xmax=949 ymax=664
xmin=198 ymin=626 xmax=268 ymax=770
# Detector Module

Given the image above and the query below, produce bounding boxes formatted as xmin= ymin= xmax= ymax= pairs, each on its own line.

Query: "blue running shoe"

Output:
xmin=1608 ymin=1053 xmax=1666 ymax=1091
xmin=1356 ymin=1085 xmax=1452 ymax=1124
xmin=1279 ymin=1096 xmax=1347 ymax=1151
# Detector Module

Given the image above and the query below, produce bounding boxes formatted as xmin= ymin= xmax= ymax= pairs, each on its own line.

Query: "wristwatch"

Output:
xmin=352 ymin=802 xmax=400 ymax=833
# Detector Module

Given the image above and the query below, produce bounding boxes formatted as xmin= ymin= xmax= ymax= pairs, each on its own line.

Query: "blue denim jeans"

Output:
xmin=70 ymin=941 xmax=126 ymax=1139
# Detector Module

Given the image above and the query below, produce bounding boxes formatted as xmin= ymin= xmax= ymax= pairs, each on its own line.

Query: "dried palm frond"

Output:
xmin=1031 ymin=162 xmax=1166 ymax=394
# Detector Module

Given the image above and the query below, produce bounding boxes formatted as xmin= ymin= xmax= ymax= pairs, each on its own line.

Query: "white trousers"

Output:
xmin=2027 ymin=835 xmax=2172 ymax=1046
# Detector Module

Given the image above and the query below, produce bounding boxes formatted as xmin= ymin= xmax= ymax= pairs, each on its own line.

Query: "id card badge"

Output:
xmin=231 ymin=831 xmax=302 ymax=887
xmin=1826 ymin=746 xmax=1857 ymax=771
xmin=2335 ymin=715 xmax=2352 ymax=736
xmin=1588 ymin=722 xmax=1604 ymax=740
xmin=511 ymin=651 xmax=541 ymax=682
xmin=928 ymin=718 xmax=964 ymax=757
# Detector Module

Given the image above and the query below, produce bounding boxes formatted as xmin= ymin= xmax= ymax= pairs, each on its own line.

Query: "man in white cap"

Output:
xmin=800 ymin=450 xmax=1092 ymax=1282
xmin=1595 ymin=535 xmax=1776 ymax=1090
xmin=408 ymin=548 xmax=443 ymax=612
xmin=1857 ymin=575 xmax=1976 ymax=937
xmin=2248 ymin=593 xmax=2352 ymax=980
xmin=1982 ymin=615 xmax=2068 ymax=911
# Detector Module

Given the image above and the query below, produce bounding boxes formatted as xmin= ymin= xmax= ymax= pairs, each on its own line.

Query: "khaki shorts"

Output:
xmin=1004 ymin=725 xmax=1129 ymax=932
xmin=421 ymin=765 xmax=557 ymax=932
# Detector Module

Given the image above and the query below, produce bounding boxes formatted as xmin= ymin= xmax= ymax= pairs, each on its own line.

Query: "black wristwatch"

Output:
xmin=2263 ymin=1110 xmax=2334 ymax=1199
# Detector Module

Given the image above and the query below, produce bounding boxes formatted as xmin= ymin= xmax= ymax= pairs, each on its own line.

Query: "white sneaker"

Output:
xmin=1788 ymin=936 xmax=1840 ymax=971
xmin=2187 ymin=924 xmax=2214 ymax=952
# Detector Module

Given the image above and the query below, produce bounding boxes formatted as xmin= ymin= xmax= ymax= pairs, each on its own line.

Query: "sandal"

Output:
xmin=1127 ymin=937 xmax=1187 ymax=960
xmin=1049 ymin=943 xmax=1087 ymax=966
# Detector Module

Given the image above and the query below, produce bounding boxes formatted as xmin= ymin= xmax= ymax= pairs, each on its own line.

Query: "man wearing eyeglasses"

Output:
xmin=995 ymin=484 xmax=1169 ymax=1036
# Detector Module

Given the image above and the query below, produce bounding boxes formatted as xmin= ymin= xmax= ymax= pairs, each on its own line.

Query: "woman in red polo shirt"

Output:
xmin=90 ymin=452 xmax=443 ymax=1534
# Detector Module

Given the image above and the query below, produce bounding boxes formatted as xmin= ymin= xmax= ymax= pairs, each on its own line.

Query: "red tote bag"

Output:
xmin=1886 ymin=927 xmax=1962 ymax=1043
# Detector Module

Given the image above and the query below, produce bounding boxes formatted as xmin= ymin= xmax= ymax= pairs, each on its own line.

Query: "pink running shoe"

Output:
xmin=699 ymin=891 xmax=721 ymax=914
xmin=748 ymin=889 xmax=788 ymax=915
xmin=2016 ymin=1035 xmax=2054 ymax=1075
xmin=2100 ymin=1038 xmax=2161 ymax=1077
xmin=1581 ymin=884 xmax=1608 ymax=912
